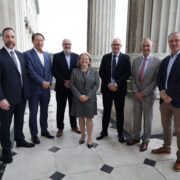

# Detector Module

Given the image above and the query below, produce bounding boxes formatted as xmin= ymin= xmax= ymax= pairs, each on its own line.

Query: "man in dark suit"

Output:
xmin=24 ymin=33 xmax=54 ymax=145
xmin=96 ymin=38 xmax=131 ymax=143
xmin=0 ymin=27 xmax=34 ymax=164
xmin=52 ymin=39 xmax=80 ymax=137
xmin=152 ymin=32 xmax=180 ymax=172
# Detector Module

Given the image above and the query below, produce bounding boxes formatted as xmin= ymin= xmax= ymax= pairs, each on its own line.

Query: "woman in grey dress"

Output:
xmin=70 ymin=53 xmax=99 ymax=148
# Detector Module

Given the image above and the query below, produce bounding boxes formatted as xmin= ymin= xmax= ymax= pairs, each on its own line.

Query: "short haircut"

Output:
xmin=32 ymin=33 xmax=45 ymax=41
xmin=2 ymin=27 xmax=15 ymax=36
xmin=77 ymin=52 xmax=92 ymax=67
xmin=168 ymin=32 xmax=180 ymax=40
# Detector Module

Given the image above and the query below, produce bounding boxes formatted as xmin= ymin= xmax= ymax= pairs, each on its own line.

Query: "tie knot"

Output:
xmin=113 ymin=55 xmax=117 ymax=58
xmin=144 ymin=57 xmax=147 ymax=61
xmin=10 ymin=51 xmax=15 ymax=55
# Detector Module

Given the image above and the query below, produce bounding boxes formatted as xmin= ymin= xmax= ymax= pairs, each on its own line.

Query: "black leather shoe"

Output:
xmin=87 ymin=144 xmax=93 ymax=149
xmin=79 ymin=140 xmax=85 ymax=145
xmin=41 ymin=131 xmax=54 ymax=139
xmin=118 ymin=136 xmax=126 ymax=143
xmin=31 ymin=136 xmax=40 ymax=144
xmin=16 ymin=140 xmax=35 ymax=148
xmin=96 ymin=133 xmax=108 ymax=140
xmin=2 ymin=152 xmax=13 ymax=164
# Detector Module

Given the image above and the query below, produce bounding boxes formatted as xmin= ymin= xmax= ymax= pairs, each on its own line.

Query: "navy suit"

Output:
xmin=0 ymin=47 xmax=30 ymax=153
xmin=157 ymin=53 xmax=180 ymax=107
xmin=52 ymin=51 xmax=78 ymax=129
xmin=24 ymin=49 xmax=52 ymax=136
xmin=99 ymin=52 xmax=131 ymax=137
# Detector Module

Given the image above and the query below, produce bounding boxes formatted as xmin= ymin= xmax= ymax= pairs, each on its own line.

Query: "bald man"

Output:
xmin=52 ymin=39 xmax=80 ymax=137
xmin=127 ymin=38 xmax=161 ymax=151
xmin=96 ymin=38 xmax=131 ymax=143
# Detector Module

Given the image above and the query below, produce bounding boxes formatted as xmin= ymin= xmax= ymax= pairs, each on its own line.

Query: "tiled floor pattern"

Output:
xmin=0 ymin=91 xmax=180 ymax=180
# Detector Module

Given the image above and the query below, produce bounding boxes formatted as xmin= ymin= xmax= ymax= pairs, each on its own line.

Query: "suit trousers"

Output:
xmin=56 ymin=89 xmax=77 ymax=130
xmin=160 ymin=102 xmax=180 ymax=160
xmin=102 ymin=90 xmax=125 ymax=137
xmin=0 ymin=99 xmax=26 ymax=153
xmin=133 ymin=94 xmax=154 ymax=142
xmin=28 ymin=90 xmax=50 ymax=136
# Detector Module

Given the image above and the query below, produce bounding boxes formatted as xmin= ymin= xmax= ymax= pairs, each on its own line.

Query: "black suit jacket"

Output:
xmin=52 ymin=51 xmax=79 ymax=91
xmin=0 ymin=47 xmax=30 ymax=104
xmin=99 ymin=52 xmax=131 ymax=94
xmin=157 ymin=53 xmax=180 ymax=107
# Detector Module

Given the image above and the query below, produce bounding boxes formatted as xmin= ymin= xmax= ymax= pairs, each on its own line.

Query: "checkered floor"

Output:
xmin=0 ymin=91 xmax=179 ymax=180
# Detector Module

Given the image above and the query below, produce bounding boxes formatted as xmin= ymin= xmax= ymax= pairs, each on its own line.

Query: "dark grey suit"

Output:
xmin=70 ymin=67 xmax=99 ymax=118
xmin=131 ymin=55 xmax=161 ymax=142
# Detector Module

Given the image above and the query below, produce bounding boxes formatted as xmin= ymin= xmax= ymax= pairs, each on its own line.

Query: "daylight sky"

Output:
xmin=38 ymin=0 xmax=128 ymax=54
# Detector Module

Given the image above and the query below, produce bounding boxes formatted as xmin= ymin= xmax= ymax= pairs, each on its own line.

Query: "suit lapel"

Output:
xmin=143 ymin=56 xmax=154 ymax=79
xmin=135 ymin=56 xmax=143 ymax=80
xmin=2 ymin=48 xmax=19 ymax=73
xmin=168 ymin=53 xmax=180 ymax=80
xmin=31 ymin=49 xmax=44 ymax=69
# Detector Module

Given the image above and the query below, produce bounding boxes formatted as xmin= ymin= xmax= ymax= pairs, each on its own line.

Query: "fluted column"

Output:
xmin=87 ymin=0 xmax=116 ymax=67
xmin=126 ymin=0 xmax=180 ymax=59
xmin=125 ymin=0 xmax=180 ymax=135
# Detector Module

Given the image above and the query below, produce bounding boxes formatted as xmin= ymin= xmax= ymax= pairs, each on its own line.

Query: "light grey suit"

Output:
xmin=70 ymin=67 xmax=99 ymax=118
xmin=131 ymin=55 xmax=161 ymax=142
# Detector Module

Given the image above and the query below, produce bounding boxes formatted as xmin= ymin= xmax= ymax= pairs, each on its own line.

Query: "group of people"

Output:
xmin=0 ymin=27 xmax=180 ymax=172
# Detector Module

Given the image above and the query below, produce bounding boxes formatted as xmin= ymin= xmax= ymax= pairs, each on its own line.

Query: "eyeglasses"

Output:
xmin=112 ymin=44 xmax=121 ymax=46
xmin=63 ymin=43 xmax=71 ymax=46
xmin=168 ymin=39 xmax=180 ymax=43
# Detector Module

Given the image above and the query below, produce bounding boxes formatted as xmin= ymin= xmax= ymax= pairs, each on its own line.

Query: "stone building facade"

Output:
xmin=0 ymin=0 xmax=39 ymax=51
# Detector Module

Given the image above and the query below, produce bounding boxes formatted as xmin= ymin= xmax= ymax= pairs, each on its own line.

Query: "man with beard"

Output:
xmin=52 ymin=39 xmax=80 ymax=137
xmin=0 ymin=27 xmax=34 ymax=164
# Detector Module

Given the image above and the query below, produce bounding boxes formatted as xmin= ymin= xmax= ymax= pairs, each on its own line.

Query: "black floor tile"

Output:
xmin=48 ymin=146 xmax=60 ymax=153
xmin=50 ymin=171 xmax=65 ymax=180
xmin=144 ymin=158 xmax=156 ymax=167
xmin=93 ymin=143 xmax=99 ymax=148
xmin=100 ymin=164 xmax=114 ymax=174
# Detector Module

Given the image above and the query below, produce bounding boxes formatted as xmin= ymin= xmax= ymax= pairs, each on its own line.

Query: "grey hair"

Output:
xmin=168 ymin=32 xmax=180 ymax=40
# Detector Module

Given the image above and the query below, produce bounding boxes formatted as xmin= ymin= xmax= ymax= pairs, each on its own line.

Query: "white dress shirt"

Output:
xmin=34 ymin=48 xmax=44 ymax=66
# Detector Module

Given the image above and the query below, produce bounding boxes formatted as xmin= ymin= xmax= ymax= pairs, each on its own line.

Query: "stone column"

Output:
xmin=125 ymin=0 xmax=180 ymax=135
xmin=87 ymin=0 xmax=116 ymax=67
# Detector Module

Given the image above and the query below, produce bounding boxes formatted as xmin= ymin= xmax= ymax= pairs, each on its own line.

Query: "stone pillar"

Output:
xmin=125 ymin=0 xmax=180 ymax=135
xmin=87 ymin=0 xmax=116 ymax=67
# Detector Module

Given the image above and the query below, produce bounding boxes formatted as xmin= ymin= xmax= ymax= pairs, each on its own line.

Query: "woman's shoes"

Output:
xmin=87 ymin=144 xmax=93 ymax=149
xmin=79 ymin=140 xmax=85 ymax=144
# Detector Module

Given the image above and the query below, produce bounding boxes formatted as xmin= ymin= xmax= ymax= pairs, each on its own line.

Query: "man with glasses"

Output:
xmin=152 ymin=32 xmax=180 ymax=172
xmin=52 ymin=39 xmax=80 ymax=137
xmin=96 ymin=38 xmax=131 ymax=143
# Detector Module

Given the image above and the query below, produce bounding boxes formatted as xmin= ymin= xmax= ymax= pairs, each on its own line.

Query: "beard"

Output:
xmin=5 ymin=41 xmax=15 ymax=49
xmin=64 ymin=48 xmax=71 ymax=55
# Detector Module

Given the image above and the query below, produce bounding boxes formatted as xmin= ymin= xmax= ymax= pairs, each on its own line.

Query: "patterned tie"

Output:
xmin=10 ymin=51 xmax=18 ymax=68
xmin=139 ymin=57 xmax=147 ymax=83
xmin=112 ymin=55 xmax=117 ymax=79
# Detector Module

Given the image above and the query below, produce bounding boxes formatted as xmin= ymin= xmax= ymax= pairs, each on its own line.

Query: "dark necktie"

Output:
xmin=139 ymin=57 xmax=147 ymax=83
xmin=10 ymin=51 xmax=18 ymax=68
xmin=112 ymin=55 xmax=117 ymax=79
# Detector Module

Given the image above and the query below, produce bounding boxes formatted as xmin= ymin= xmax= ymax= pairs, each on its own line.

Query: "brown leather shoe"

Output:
xmin=127 ymin=138 xmax=140 ymax=145
xmin=174 ymin=160 xmax=180 ymax=172
xmin=56 ymin=129 xmax=63 ymax=137
xmin=140 ymin=142 xmax=148 ymax=152
xmin=151 ymin=147 xmax=171 ymax=154
xmin=71 ymin=127 xmax=81 ymax=134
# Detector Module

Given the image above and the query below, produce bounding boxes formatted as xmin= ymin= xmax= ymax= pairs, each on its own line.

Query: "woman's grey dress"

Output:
xmin=70 ymin=67 xmax=99 ymax=118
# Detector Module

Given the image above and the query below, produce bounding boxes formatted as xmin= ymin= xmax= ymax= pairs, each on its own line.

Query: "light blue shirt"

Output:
xmin=64 ymin=52 xmax=71 ymax=69
xmin=138 ymin=54 xmax=152 ymax=78
xmin=111 ymin=52 xmax=120 ymax=83
xmin=165 ymin=50 xmax=180 ymax=89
